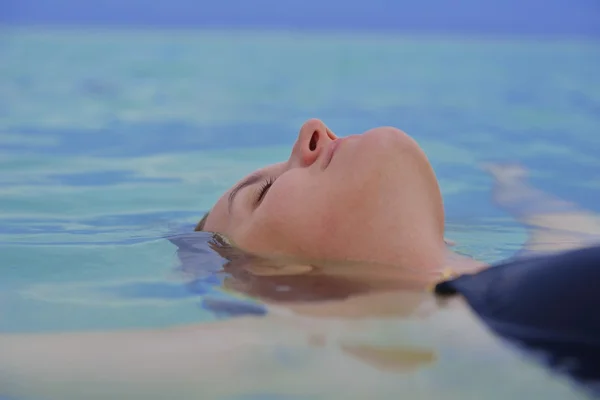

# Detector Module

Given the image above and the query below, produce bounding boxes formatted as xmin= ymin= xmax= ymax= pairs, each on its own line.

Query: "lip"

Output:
xmin=323 ymin=138 xmax=343 ymax=170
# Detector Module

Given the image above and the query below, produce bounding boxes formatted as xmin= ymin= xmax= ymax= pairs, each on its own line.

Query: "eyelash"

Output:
xmin=255 ymin=177 xmax=275 ymax=204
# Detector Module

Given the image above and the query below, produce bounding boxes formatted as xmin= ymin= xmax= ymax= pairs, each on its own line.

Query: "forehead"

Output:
xmin=204 ymin=186 xmax=233 ymax=234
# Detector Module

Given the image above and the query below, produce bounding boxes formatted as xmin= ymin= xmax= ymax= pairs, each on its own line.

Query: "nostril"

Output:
xmin=309 ymin=131 xmax=318 ymax=151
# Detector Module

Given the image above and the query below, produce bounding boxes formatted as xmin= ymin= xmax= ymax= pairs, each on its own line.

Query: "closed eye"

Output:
xmin=255 ymin=177 xmax=275 ymax=205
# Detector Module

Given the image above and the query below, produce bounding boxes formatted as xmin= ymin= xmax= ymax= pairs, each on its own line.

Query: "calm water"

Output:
xmin=1 ymin=29 xmax=600 ymax=398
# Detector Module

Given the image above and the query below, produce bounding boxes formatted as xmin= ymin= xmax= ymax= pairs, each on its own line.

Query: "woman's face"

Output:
xmin=202 ymin=119 xmax=445 ymax=267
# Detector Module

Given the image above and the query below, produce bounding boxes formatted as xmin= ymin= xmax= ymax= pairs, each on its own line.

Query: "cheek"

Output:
xmin=243 ymin=176 xmax=338 ymax=256
xmin=234 ymin=167 xmax=384 ymax=260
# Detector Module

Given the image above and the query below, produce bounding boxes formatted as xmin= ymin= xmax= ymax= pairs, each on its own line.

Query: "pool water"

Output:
xmin=1 ymin=29 xmax=600 ymax=398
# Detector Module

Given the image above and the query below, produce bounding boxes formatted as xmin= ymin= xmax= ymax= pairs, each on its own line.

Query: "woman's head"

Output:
xmin=198 ymin=119 xmax=445 ymax=269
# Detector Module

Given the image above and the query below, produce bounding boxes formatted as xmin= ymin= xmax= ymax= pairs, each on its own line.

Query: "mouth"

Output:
xmin=322 ymin=135 xmax=361 ymax=170
xmin=323 ymin=138 xmax=342 ymax=170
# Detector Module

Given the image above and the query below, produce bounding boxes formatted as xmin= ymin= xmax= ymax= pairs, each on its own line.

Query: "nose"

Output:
xmin=290 ymin=119 xmax=337 ymax=167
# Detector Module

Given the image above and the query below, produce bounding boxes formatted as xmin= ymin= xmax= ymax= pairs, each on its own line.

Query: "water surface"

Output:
xmin=1 ymin=29 xmax=599 ymax=398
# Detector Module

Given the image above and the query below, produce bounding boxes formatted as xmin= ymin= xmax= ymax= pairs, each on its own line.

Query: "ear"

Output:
xmin=244 ymin=263 xmax=314 ymax=276
xmin=444 ymin=237 xmax=456 ymax=246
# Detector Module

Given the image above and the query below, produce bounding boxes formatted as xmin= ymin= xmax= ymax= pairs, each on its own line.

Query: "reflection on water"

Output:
xmin=7 ymin=231 xmax=594 ymax=398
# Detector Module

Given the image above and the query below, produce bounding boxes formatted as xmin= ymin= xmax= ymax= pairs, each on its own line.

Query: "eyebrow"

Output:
xmin=228 ymin=172 xmax=266 ymax=213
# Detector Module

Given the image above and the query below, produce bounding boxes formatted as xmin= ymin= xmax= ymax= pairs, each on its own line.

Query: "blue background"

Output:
xmin=2 ymin=0 xmax=600 ymax=36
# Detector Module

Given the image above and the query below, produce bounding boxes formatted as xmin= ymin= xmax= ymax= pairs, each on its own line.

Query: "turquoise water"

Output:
xmin=1 ymin=29 xmax=600 ymax=397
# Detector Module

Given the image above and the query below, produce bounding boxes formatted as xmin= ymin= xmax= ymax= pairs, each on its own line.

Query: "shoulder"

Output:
xmin=436 ymin=245 xmax=600 ymax=386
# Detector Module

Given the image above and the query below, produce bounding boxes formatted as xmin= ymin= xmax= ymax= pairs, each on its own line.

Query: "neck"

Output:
xmin=309 ymin=238 xmax=447 ymax=291
xmin=321 ymin=237 xmax=486 ymax=293
xmin=385 ymin=233 xmax=447 ymax=273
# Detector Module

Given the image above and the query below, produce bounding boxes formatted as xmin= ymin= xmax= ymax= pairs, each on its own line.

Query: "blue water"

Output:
xmin=0 ymin=28 xmax=600 ymax=398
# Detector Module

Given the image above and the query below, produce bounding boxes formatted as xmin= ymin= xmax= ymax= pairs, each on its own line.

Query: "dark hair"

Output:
xmin=194 ymin=212 xmax=209 ymax=232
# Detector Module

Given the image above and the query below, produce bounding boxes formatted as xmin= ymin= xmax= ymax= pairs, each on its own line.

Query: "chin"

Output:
xmin=360 ymin=126 xmax=420 ymax=154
